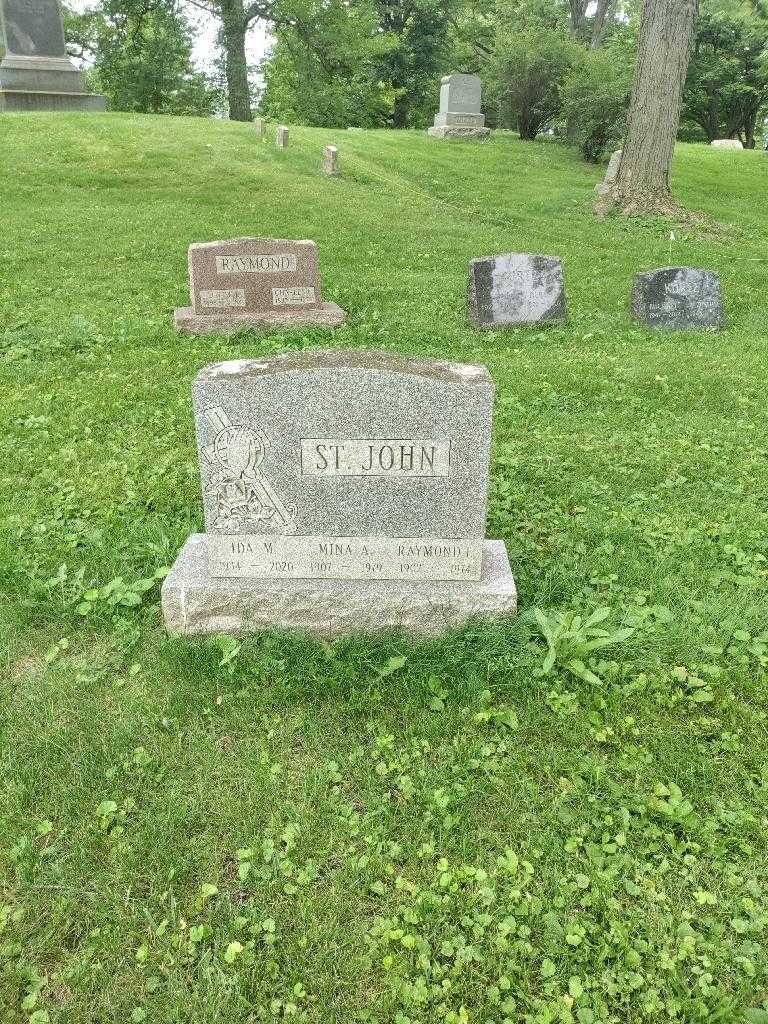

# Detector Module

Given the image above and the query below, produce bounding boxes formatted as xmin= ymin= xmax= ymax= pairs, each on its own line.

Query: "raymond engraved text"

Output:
xmin=215 ymin=253 xmax=297 ymax=274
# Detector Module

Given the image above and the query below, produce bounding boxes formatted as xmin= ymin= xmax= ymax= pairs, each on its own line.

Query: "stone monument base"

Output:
xmin=162 ymin=534 xmax=517 ymax=637
xmin=0 ymin=89 xmax=106 ymax=111
xmin=173 ymin=302 xmax=347 ymax=335
xmin=0 ymin=55 xmax=106 ymax=111
xmin=427 ymin=126 xmax=490 ymax=141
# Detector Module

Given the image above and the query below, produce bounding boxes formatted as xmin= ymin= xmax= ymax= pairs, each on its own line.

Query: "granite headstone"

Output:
xmin=595 ymin=148 xmax=622 ymax=197
xmin=632 ymin=267 xmax=725 ymax=330
xmin=0 ymin=0 xmax=105 ymax=110
xmin=322 ymin=144 xmax=340 ymax=176
xmin=253 ymin=116 xmax=265 ymax=136
xmin=173 ymin=237 xmax=347 ymax=334
xmin=427 ymin=73 xmax=490 ymax=141
xmin=468 ymin=253 xmax=566 ymax=328
xmin=711 ymin=139 xmax=743 ymax=150
xmin=162 ymin=348 xmax=517 ymax=636
xmin=276 ymin=125 xmax=289 ymax=149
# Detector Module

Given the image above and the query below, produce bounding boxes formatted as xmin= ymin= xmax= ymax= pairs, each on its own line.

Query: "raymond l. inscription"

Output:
xmin=301 ymin=438 xmax=451 ymax=477
xmin=215 ymin=253 xmax=297 ymax=274
xmin=209 ymin=534 xmax=482 ymax=581
xmin=199 ymin=289 xmax=246 ymax=308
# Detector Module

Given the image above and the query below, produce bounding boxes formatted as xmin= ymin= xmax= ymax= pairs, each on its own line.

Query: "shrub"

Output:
xmin=563 ymin=41 xmax=634 ymax=162
xmin=487 ymin=27 xmax=582 ymax=140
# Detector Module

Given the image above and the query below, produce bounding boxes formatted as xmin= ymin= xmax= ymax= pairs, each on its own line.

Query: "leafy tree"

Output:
xmin=487 ymin=25 xmax=581 ymax=138
xmin=682 ymin=0 xmax=768 ymax=147
xmin=182 ymin=0 xmax=274 ymax=121
xmin=563 ymin=35 xmax=634 ymax=160
xmin=259 ymin=0 xmax=458 ymax=128
xmin=62 ymin=3 xmax=102 ymax=62
xmin=259 ymin=0 xmax=397 ymax=125
xmin=64 ymin=0 xmax=219 ymax=115
xmin=374 ymin=0 xmax=456 ymax=127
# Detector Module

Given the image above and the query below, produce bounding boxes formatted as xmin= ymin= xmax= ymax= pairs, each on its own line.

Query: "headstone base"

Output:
xmin=162 ymin=534 xmax=517 ymax=637
xmin=0 ymin=88 xmax=106 ymax=111
xmin=427 ymin=126 xmax=490 ymax=141
xmin=173 ymin=302 xmax=347 ymax=334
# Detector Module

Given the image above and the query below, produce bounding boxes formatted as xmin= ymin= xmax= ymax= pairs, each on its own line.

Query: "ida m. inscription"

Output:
xmin=301 ymin=438 xmax=450 ymax=477
xmin=209 ymin=534 xmax=482 ymax=582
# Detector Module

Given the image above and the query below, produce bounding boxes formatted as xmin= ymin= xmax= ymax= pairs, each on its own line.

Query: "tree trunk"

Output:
xmin=222 ymin=0 xmax=251 ymax=121
xmin=590 ymin=0 xmax=616 ymax=49
xmin=742 ymin=104 xmax=758 ymax=149
xmin=598 ymin=0 xmax=698 ymax=216
xmin=569 ymin=0 xmax=589 ymax=39
xmin=519 ymin=119 xmax=538 ymax=141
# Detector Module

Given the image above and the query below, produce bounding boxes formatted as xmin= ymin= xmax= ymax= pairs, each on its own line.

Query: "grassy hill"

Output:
xmin=1 ymin=112 xmax=767 ymax=1023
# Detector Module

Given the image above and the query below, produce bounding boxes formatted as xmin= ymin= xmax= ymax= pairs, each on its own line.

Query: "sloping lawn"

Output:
xmin=0 ymin=113 xmax=767 ymax=1023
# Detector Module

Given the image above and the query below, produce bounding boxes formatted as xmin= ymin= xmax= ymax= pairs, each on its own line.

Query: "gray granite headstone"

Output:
xmin=162 ymin=349 xmax=517 ymax=636
xmin=427 ymin=73 xmax=490 ymax=140
xmin=276 ymin=125 xmax=289 ymax=149
xmin=0 ymin=0 xmax=105 ymax=110
xmin=632 ymin=268 xmax=724 ymax=329
xmin=467 ymin=253 xmax=566 ymax=328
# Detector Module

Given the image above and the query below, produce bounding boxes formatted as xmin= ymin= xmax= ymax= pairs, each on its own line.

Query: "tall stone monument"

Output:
xmin=162 ymin=349 xmax=517 ymax=636
xmin=0 ymin=0 xmax=106 ymax=112
xmin=428 ymin=73 xmax=490 ymax=141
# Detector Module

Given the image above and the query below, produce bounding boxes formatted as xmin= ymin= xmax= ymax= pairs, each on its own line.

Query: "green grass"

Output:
xmin=1 ymin=112 xmax=767 ymax=1024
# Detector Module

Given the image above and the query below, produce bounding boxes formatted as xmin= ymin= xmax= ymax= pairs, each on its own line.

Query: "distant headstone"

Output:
xmin=162 ymin=348 xmax=517 ymax=636
xmin=346 ymin=127 xmax=363 ymax=133
xmin=0 ymin=0 xmax=105 ymax=111
xmin=253 ymin=116 xmax=265 ymax=136
xmin=276 ymin=125 xmax=289 ymax=149
xmin=632 ymin=268 xmax=724 ymax=330
xmin=711 ymin=139 xmax=743 ymax=150
xmin=595 ymin=148 xmax=622 ymax=196
xmin=322 ymin=144 xmax=340 ymax=176
xmin=427 ymin=73 xmax=490 ymax=141
xmin=468 ymin=253 xmax=566 ymax=329
xmin=173 ymin=237 xmax=347 ymax=334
